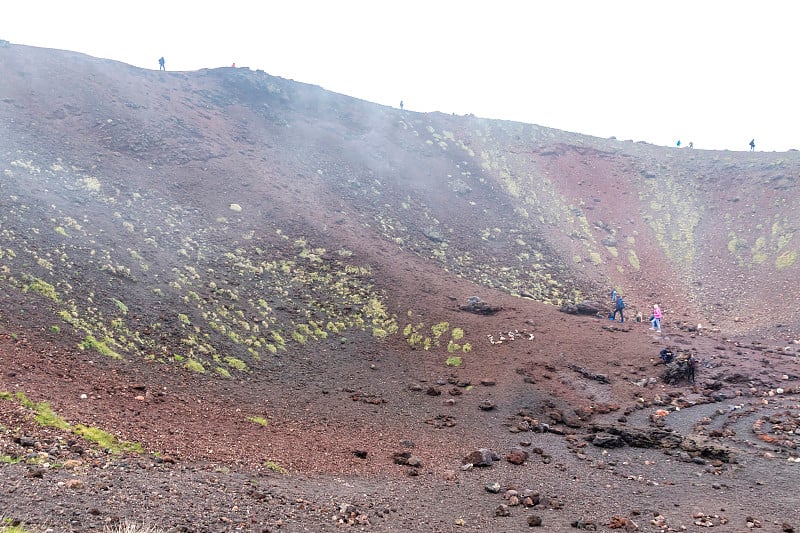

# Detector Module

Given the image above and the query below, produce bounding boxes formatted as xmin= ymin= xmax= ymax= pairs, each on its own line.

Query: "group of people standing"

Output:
xmin=609 ymin=289 xmax=662 ymax=333
xmin=609 ymin=290 xmax=697 ymax=383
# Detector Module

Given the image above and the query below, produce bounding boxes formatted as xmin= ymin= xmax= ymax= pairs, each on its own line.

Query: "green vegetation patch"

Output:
xmin=247 ymin=416 xmax=268 ymax=427
xmin=224 ymin=356 xmax=248 ymax=372
xmin=79 ymin=335 xmax=122 ymax=359
xmin=627 ymin=249 xmax=640 ymax=271
xmin=112 ymin=298 xmax=128 ymax=314
xmin=32 ymin=401 xmax=70 ymax=430
xmin=264 ymin=460 xmax=287 ymax=474
xmin=184 ymin=359 xmax=205 ymax=373
xmin=776 ymin=250 xmax=797 ymax=269
xmin=2 ymin=391 xmax=145 ymax=455
xmin=1 ymin=522 xmax=34 ymax=533
xmin=73 ymin=424 xmax=143 ymax=454
xmin=10 ymin=391 xmax=69 ymax=429
xmin=431 ymin=321 xmax=449 ymax=346
xmin=23 ymin=277 xmax=59 ymax=302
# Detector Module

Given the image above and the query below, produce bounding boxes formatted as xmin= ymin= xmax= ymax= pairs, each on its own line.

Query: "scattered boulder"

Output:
xmin=591 ymin=433 xmax=625 ymax=448
xmin=568 ymin=363 xmax=610 ymax=384
xmin=506 ymin=447 xmax=529 ymax=465
xmin=745 ymin=516 xmax=762 ymax=528
xmin=392 ymin=451 xmax=422 ymax=467
xmin=479 ymin=399 xmax=496 ymax=411
xmin=560 ymin=301 xmax=606 ymax=315
xmin=65 ymin=479 xmax=84 ymax=489
xmin=608 ymin=515 xmax=638 ymax=530
xmin=458 ymin=297 xmax=503 ymax=315
xmin=62 ymin=459 xmax=83 ymax=469
xmin=335 ymin=503 xmax=371 ymax=527
xmin=495 ymin=504 xmax=511 ymax=517
xmin=463 ymin=448 xmax=500 ymax=467
xmin=587 ymin=423 xmax=683 ymax=449
xmin=25 ymin=467 xmax=44 ymax=479
xmin=16 ymin=436 xmax=37 ymax=447
xmin=528 ymin=515 xmax=544 ymax=527
xmin=680 ymin=436 xmax=736 ymax=463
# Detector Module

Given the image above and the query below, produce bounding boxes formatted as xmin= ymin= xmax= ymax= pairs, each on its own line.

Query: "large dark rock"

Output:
xmin=561 ymin=301 xmax=607 ymax=316
xmin=591 ymin=433 xmax=625 ymax=448
xmin=463 ymin=448 xmax=500 ymax=467
xmin=587 ymin=423 xmax=683 ymax=449
xmin=529 ymin=515 xmax=544 ymax=527
xmin=506 ymin=447 xmax=529 ymax=465
xmin=680 ymin=436 xmax=736 ymax=463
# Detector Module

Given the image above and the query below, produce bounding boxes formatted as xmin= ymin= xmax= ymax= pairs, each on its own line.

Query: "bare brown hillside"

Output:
xmin=1 ymin=43 xmax=799 ymax=533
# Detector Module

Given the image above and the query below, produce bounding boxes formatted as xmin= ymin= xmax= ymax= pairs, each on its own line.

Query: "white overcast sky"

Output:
xmin=3 ymin=1 xmax=798 ymax=152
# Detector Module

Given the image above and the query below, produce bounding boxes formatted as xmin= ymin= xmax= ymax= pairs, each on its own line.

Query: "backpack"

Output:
xmin=616 ymin=298 xmax=625 ymax=310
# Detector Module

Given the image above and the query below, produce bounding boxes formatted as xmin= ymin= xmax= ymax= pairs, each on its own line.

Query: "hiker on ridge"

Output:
xmin=158 ymin=57 xmax=165 ymax=71
xmin=749 ymin=139 xmax=755 ymax=151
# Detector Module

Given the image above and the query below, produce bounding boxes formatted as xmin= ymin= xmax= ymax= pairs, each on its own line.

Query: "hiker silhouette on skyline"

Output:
xmin=158 ymin=57 xmax=165 ymax=71
xmin=749 ymin=139 xmax=755 ymax=151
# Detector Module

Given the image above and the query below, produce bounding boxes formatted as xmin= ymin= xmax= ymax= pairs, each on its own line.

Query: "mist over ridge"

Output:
xmin=2 ymin=42 xmax=799 ymax=356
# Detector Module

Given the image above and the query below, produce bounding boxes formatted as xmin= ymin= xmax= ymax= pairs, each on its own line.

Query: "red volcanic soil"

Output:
xmin=1 ymin=43 xmax=800 ymax=532
xmin=3 ymin=264 xmax=799 ymax=532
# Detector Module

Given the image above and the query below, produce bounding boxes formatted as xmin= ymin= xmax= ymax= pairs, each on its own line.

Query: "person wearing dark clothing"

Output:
xmin=158 ymin=57 xmax=165 ymax=71
xmin=749 ymin=139 xmax=755 ymax=151
xmin=660 ymin=348 xmax=674 ymax=364
xmin=686 ymin=354 xmax=697 ymax=383
xmin=612 ymin=296 xmax=625 ymax=323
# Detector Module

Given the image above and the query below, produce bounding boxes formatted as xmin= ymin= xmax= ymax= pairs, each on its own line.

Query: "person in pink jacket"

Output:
xmin=650 ymin=304 xmax=663 ymax=333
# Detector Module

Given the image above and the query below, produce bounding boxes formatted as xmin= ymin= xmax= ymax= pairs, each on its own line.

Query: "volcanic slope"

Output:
xmin=1 ymin=43 xmax=799 ymax=532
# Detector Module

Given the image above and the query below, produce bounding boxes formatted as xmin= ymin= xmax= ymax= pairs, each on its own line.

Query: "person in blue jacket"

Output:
xmin=612 ymin=295 xmax=625 ymax=323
